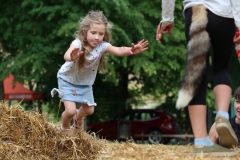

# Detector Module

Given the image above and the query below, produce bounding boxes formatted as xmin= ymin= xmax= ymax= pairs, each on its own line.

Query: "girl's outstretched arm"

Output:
xmin=106 ymin=39 xmax=148 ymax=56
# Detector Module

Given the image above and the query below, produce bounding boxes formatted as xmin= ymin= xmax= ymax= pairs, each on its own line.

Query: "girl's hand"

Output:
xmin=131 ymin=39 xmax=148 ymax=54
xmin=70 ymin=48 xmax=83 ymax=61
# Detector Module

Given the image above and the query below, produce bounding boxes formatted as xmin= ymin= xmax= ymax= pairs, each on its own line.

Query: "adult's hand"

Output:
xmin=234 ymin=28 xmax=240 ymax=44
xmin=156 ymin=21 xmax=174 ymax=41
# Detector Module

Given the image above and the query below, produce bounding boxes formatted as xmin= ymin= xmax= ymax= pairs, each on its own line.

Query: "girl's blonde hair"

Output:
xmin=74 ymin=10 xmax=112 ymax=73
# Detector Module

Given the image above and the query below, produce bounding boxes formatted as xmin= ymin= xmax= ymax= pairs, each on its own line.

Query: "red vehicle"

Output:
xmin=87 ymin=109 xmax=180 ymax=144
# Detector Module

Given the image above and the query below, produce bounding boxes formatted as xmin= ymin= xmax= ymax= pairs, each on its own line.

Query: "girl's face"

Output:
xmin=86 ymin=23 xmax=106 ymax=50
xmin=234 ymin=98 xmax=240 ymax=120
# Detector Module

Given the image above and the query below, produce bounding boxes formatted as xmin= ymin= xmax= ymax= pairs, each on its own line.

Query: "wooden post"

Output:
xmin=185 ymin=132 xmax=188 ymax=144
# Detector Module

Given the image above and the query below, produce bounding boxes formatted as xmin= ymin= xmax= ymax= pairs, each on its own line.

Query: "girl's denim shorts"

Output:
xmin=51 ymin=78 xmax=96 ymax=106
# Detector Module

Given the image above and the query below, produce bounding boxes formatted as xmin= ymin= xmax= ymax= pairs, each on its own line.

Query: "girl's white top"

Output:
xmin=161 ymin=0 xmax=240 ymax=27
xmin=57 ymin=39 xmax=110 ymax=85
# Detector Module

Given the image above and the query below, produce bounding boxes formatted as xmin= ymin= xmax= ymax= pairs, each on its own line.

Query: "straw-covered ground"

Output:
xmin=0 ymin=101 xmax=239 ymax=160
xmin=97 ymin=142 xmax=240 ymax=160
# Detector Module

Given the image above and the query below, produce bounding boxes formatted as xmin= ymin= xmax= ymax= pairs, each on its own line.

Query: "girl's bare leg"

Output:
xmin=62 ymin=101 xmax=77 ymax=128
xmin=74 ymin=103 xmax=94 ymax=129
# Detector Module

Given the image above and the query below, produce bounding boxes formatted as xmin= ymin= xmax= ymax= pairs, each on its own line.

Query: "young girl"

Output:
xmin=51 ymin=10 xmax=148 ymax=136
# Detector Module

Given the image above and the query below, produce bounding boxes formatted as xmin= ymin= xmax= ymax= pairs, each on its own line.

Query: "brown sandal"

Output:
xmin=74 ymin=118 xmax=84 ymax=130
xmin=73 ymin=109 xmax=84 ymax=130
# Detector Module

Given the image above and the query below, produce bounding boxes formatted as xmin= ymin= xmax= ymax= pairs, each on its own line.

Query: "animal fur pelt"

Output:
xmin=176 ymin=4 xmax=210 ymax=109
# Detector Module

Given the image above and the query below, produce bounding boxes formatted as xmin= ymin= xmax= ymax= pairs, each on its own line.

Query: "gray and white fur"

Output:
xmin=176 ymin=4 xmax=210 ymax=109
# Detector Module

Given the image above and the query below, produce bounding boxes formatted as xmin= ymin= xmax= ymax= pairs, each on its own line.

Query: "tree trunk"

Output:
xmin=0 ymin=81 xmax=4 ymax=101
xmin=119 ymin=71 xmax=129 ymax=101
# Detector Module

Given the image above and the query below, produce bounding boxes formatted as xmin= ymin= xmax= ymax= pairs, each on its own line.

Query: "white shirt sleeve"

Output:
xmin=101 ymin=41 xmax=111 ymax=53
xmin=162 ymin=0 xmax=176 ymax=24
xmin=71 ymin=39 xmax=82 ymax=50
xmin=231 ymin=0 xmax=240 ymax=27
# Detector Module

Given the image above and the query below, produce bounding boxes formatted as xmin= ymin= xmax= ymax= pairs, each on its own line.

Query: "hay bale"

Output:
xmin=1 ymin=101 xmax=240 ymax=160
xmin=0 ymin=101 xmax=106 ymax=160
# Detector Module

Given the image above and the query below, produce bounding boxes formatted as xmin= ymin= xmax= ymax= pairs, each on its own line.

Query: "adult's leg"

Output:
xmin=214 ymin=85 xmax=231 ymax=112
xmin=207 ymin=9 xmax=235 ymax=113
xmin=188 ymin=105 xmax=207 ymax=139
xmin=207 ymin=9 xmax=237 ymax=148
xmin=185 ymin=6 xmax=210 ymax=142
